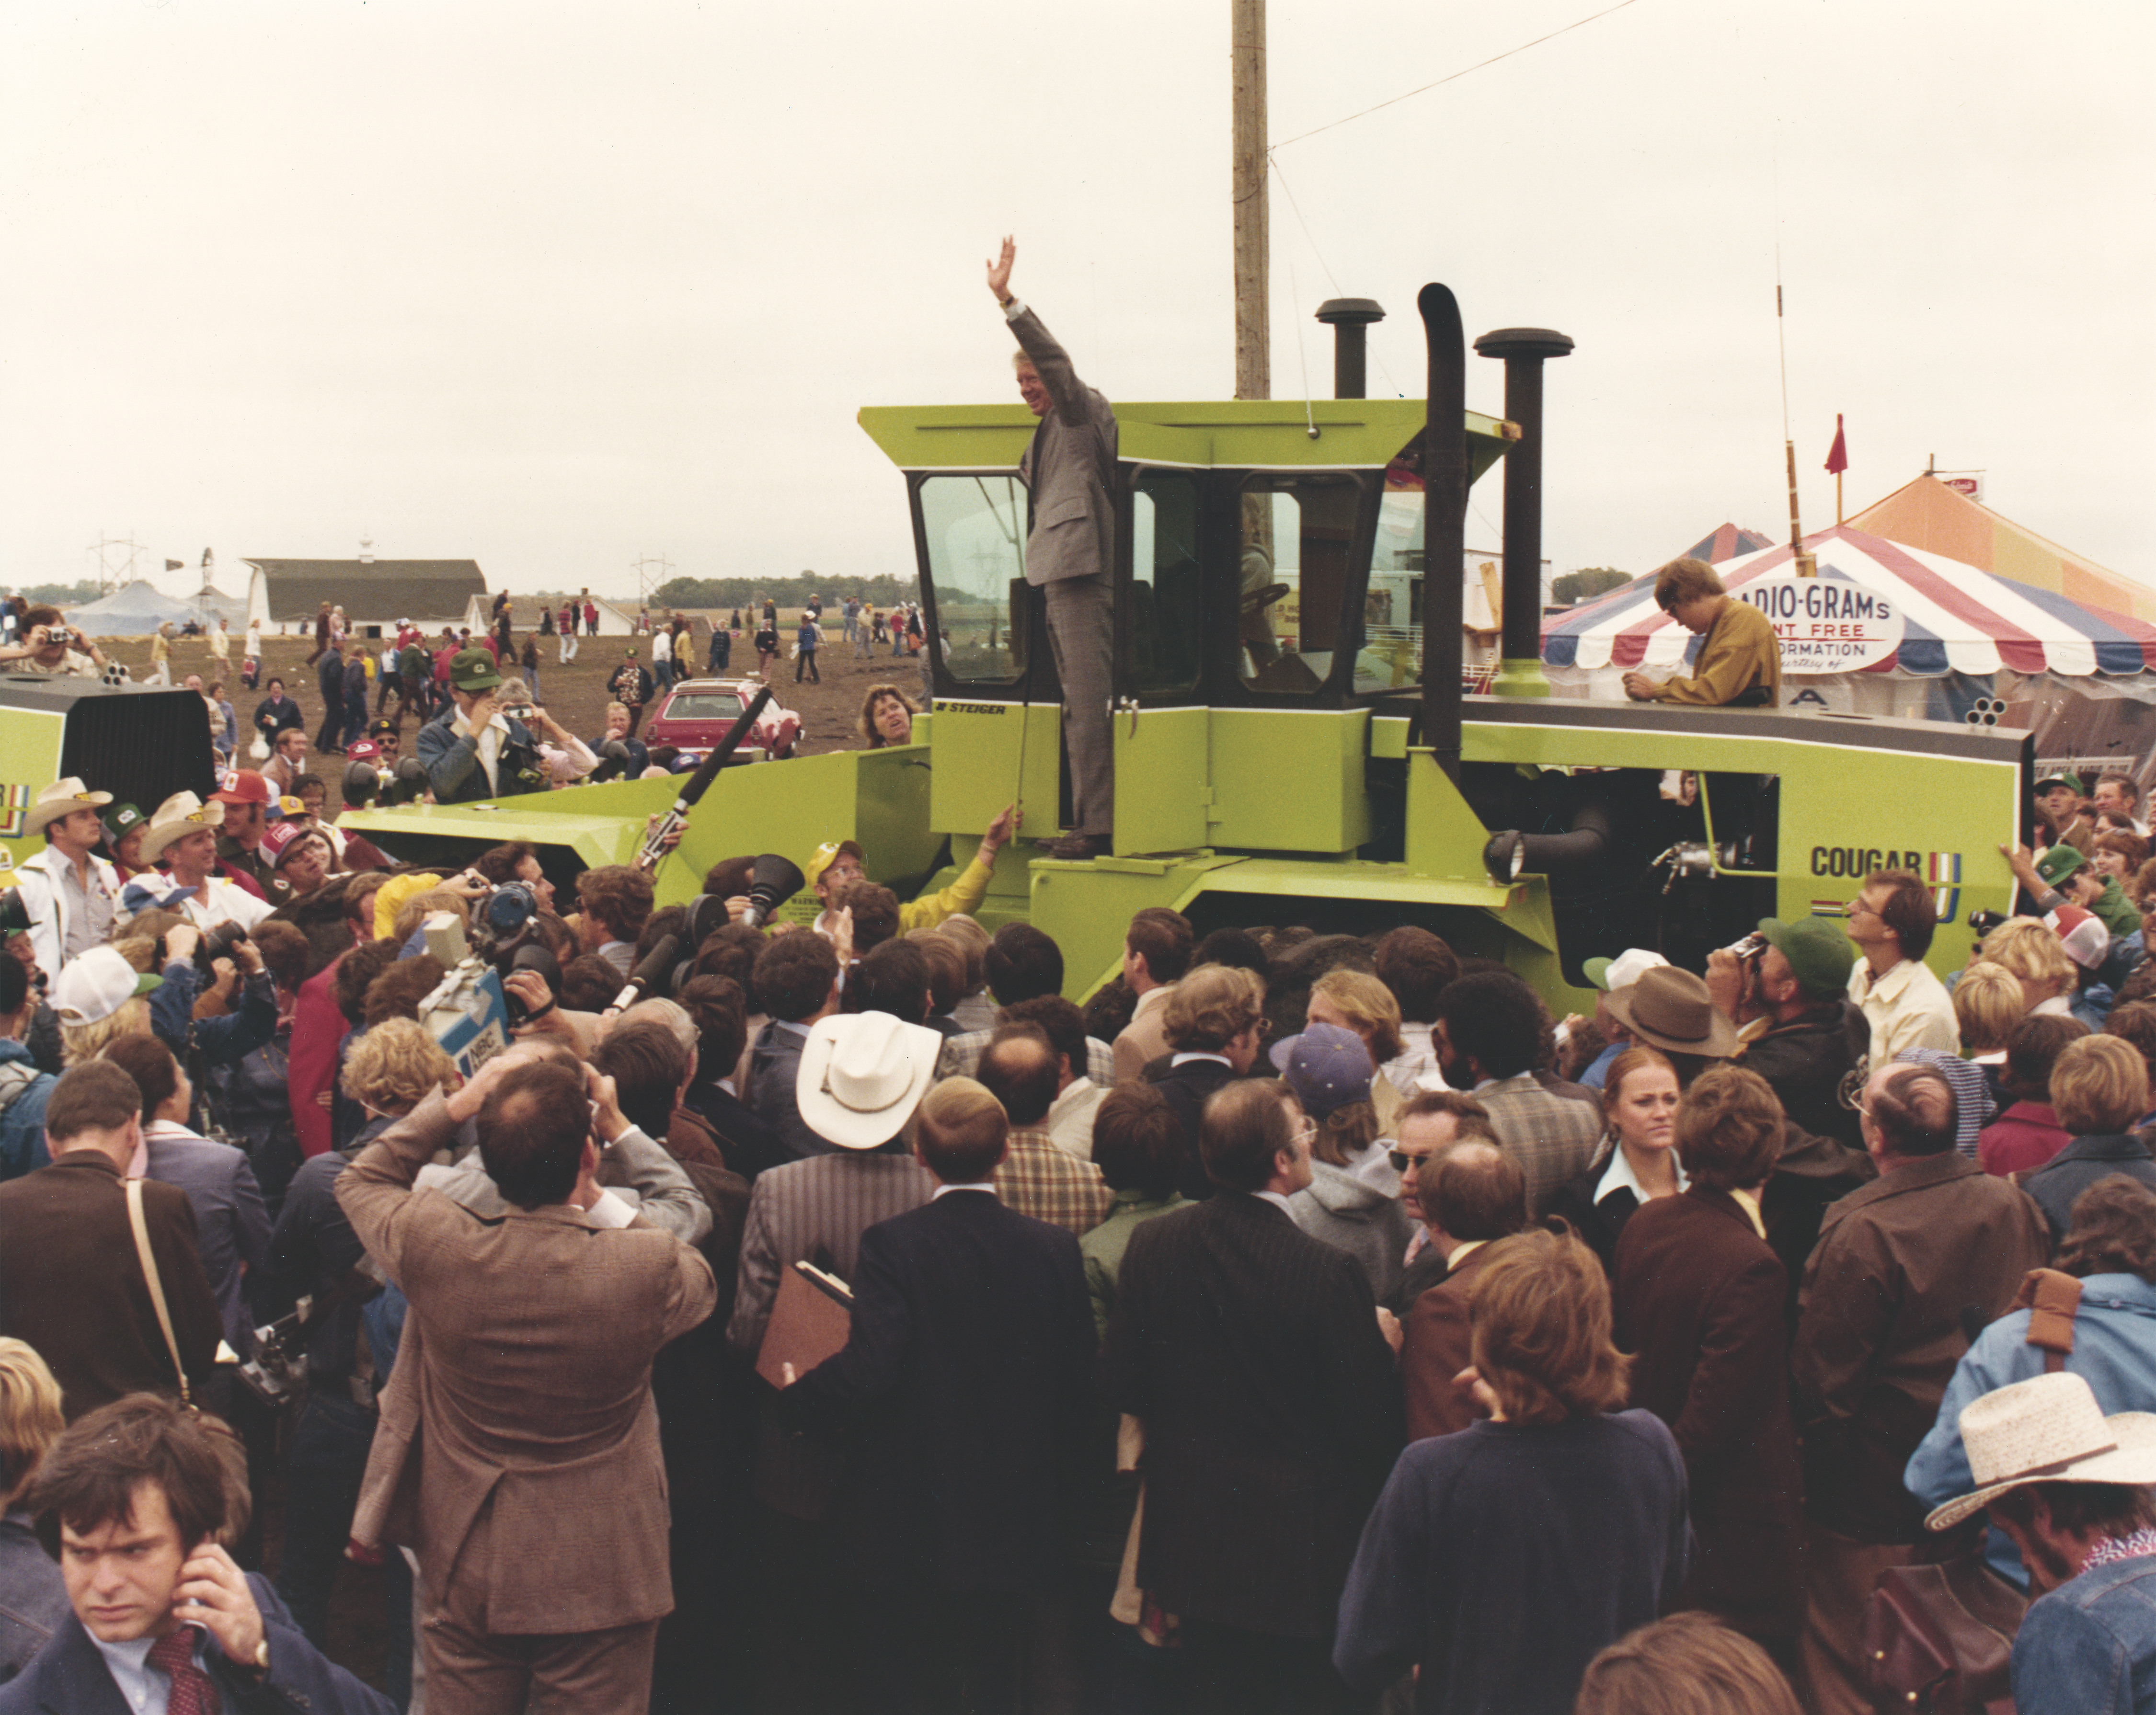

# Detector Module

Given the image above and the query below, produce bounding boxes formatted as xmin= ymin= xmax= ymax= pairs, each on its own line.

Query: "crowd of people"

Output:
xmin=7 ymin=701 xmax=2156 ymax=1712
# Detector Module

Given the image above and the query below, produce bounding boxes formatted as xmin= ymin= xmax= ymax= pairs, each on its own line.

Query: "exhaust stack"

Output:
xmin=1472 ymin=327 xmax=1573 ymax=697
xmin=1418 ymin=285 xmax=1468 ymax=786
xmin=1315 ymin=298 xmax=1385 ymax=400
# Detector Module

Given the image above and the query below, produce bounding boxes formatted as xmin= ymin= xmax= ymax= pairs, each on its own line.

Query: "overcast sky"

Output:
xmin=3 ymin=0 xmax=2149 ymax=605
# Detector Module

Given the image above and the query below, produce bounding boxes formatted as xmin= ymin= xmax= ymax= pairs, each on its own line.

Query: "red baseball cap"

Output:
xmin=213 ymin=769 xmax=272 ymax=807
xmin=260 ymin=821 xmax=321 ymax=869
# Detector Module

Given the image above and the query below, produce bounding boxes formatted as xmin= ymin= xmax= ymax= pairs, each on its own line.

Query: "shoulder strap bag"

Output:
xmin=1861 ymin=1267 xmax=2080 ymax=1713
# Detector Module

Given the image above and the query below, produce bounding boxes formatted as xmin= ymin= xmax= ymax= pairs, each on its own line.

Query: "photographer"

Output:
xmin=1704 ymin=916 xmax=1869 ymax=1150
xmin=0 ymin=606 xmax=105 ymax=677
xmin=496 ymin=676 xmax=594 ymax=784
xmin=143 ymin=919 xmax=277 ymax=1076
xmin=415 ymin=648 xmax=550 ymax=804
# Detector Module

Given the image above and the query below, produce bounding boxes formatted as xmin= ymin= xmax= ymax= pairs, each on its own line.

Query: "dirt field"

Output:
xmin=124 ymin=621 xmax=929 ymax=770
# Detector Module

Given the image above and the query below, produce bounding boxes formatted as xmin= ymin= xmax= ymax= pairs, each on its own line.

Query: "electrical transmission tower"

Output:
xmin=87 ymin=531 xmax=149 ymax=595
xmin=631 ymin=553 xmax=675 ymax=608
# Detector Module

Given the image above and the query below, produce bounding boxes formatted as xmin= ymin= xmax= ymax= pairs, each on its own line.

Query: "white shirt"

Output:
xmin=452 ymin=708 xmax=509 ymax=795
xmin=1594 ymin=1140 xmax=1688 ymax=1207
xmin=1045 ymin=1077 xmax=1105 ymax=1162
xmin=1384 ymin=1023 xmax=1446 ymax=1096
xmin=931 ymin=1182 xmax=998 ymax=1201
xmin=653 ymin=629 xmax=673 ymax=663
xmin=174 ymin=873 xmax=274 ymax=932
xmin=1848 ymin=956 xmax=1958 ymax=1061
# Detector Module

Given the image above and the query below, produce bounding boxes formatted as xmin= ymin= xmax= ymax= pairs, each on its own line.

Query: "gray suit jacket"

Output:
xmin=143 ymin=1126 xmax=272 ymax=1358
xmin=1010 ymin=303 xmax=1118 ymax=588
xmin=724 ymin=1149 xmax=936 ymax=1521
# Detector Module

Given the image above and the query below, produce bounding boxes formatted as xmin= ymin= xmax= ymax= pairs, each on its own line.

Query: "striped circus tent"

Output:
xmin=1852 ymin=475 xmax=2156 ymax=624
xmin=1543 ymin=525 xmax=2156 ymax=680
xmin=1681 ymin=522 xmax=1775 ymax=564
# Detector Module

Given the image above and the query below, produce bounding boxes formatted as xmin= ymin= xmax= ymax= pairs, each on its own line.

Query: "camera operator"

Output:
xmin=139 ymin=917 xmax=277 ymax=1077
xmin=0 ymin=606 xmax=106 ymax=677
xmin=1705 ymin=916 xmax=1869 ymax=1150
xmin=415 ymin=649 xmax=550 ymax=804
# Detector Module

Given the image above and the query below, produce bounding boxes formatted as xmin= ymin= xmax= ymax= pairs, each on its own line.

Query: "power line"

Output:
xmin=1269 ymin=0 xmax=1647 ymax=153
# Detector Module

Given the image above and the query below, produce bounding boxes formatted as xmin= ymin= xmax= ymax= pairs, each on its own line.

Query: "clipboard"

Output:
xmin=755 ymin=1260 xmax=853 ymax=1389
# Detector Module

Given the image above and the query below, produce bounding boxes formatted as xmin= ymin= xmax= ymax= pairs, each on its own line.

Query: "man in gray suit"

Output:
xmin=989 ymin=235 xmax=1119 ymax=860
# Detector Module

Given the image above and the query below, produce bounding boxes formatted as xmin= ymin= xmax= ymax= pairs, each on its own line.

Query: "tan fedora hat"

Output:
xmin=24 ymin=777 xmax=114 ymax=836
xmin=1928 ymin=1371 xmax=2156 ymax=1531
xmin=1604 ymin=965 xmax=1740 ymax=1059
xmin=795 ymin=1009 xmax=943 ymax=1151
xmin=137 ymin=791 xmax=226 ymax=864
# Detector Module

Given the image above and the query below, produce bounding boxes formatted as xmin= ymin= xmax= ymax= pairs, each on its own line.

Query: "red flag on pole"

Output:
xmin=1824 ymin=413 xmax=1848 ymax=475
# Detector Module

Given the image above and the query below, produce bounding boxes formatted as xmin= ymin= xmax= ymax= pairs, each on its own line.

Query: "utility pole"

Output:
xmin=1231 ymin=0 xmax=1269 ymax=400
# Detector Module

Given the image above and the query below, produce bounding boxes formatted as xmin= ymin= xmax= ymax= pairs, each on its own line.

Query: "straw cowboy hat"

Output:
xmin=137 ymin=792 xmax=226 ymax=864
xmin=1605 ymin=965 xmax=1740 ymax=1059
xmin=23 ymin=778 xmax=113 ymax=836
xmin=1927 ymin=1371 xmax=2156 ymax=1531
xmin=795 ymin=1010 xmax=943 ymax=1151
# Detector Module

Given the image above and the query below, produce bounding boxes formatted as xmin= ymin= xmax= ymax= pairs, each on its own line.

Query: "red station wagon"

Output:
xmin=641 ymin=677 xmax=803 ymax=761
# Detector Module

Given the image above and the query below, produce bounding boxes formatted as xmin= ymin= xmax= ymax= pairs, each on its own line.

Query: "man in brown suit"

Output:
xmin=337 ymin=1042 xmax=717 ymax=1714
xmin=1790 ymin=1059 xmax=2050 ymax=1715
xmin=1399 ymin=1140 xmax=1527 ymax=1441
xmin=0 ymin=1061 xmax=221 ymax=1419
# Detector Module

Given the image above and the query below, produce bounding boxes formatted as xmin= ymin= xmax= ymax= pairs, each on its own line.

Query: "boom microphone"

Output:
xmin=635 ymin=686 xmax=776 ymax=871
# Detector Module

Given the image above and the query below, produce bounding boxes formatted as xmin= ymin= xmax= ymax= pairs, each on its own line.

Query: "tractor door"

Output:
xmin=1111 ymin=466 xmax=1211 ymax=853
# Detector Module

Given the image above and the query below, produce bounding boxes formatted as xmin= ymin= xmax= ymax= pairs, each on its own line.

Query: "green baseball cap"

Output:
xmin=448 ymin=648 xmax=502 ymax=693
xmin=2036 ymin=844 xmax=2087 ymax=890
xmin=2035 ymin=770 xmax=2084 ymax=795
xmin=1757 ymin=916 xmax=1856 ymax=1000
xmin=102 ymin=802 xmax=144 ymax=845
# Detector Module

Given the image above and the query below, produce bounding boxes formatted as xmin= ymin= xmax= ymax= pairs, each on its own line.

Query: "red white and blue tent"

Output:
xmin=1681 ymin=522 xmax=1775 ymax=565
xmin=1542 ymin=525 xmax=2156 ymax=680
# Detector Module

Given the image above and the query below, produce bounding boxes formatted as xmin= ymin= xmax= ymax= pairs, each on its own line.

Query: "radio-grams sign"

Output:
xmin=1737 ymin=572 xmax=1904 ymax=674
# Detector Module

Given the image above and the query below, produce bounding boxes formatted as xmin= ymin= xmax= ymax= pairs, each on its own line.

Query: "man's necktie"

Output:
xmin=148 ymin=1626 xmax=222 ymax=1715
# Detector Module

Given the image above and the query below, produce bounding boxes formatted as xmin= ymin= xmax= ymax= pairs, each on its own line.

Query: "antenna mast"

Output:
xmin=1774 ymin=263 xmax=1817 ymax=577
xmin=1232 ymin=0 xmax=1269 ymax=400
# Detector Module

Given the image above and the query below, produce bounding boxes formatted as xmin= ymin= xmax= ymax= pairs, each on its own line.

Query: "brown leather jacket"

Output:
xmin=1790 ymin=1152 xmax=2048 ymax=1542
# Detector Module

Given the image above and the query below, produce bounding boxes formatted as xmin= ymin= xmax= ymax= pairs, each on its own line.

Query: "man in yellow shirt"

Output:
xmin=805 ymin=803 xmax=1021 ymax=938
xmin=1621 ymin=557 xmax=1782 ymax=709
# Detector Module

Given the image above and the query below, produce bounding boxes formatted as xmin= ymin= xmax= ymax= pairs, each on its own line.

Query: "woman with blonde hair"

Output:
xmin=1305 ymin=968 xmax=1407 ymax=1132
xmin=0 ymin=1337 xmax=67 ymax=1679
xmin=1978 ymin=916 xmax=2078 ymax=1017
xmin=52 ymin=946 xmax=154 ymax=1068
xmin=1336 ymin=1227 xmax=1687 ymax=1711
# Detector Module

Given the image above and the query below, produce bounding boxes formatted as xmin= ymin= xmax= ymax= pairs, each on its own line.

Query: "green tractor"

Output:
xmin=325 ymin=285 xmax=2024 ymax=1014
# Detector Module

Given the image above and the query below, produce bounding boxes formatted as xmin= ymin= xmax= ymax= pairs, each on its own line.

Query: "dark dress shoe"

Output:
xmin=1044 ymin=833 xmax=1111 ymax=860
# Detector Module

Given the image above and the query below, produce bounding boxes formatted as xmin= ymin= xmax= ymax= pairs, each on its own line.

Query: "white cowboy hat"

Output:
xmin=137 ymin=791 xmax=226 ymax=864
xmin=1927 ymin=1371 xmax=2156 ymax=1531
xmin=23 ymin=778 xmax=114 ymax=835
xmin=795 ymin=1010 xmax=943 ymax=1151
